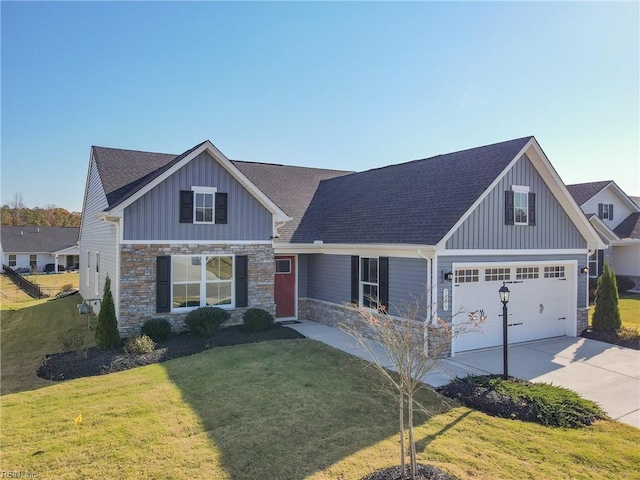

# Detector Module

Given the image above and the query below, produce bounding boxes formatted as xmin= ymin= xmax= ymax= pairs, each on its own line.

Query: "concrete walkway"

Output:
xmin=286 ymin=319 xmax=640 ymax=428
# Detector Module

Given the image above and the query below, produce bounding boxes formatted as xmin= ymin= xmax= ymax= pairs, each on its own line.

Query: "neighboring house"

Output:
xmin=567 ymin=181 xmax=640 ymax=287
xmin=79 ymin=136 xmax=603 ymax=356
xmin=1 ymin=226 xmax=80 ymax=272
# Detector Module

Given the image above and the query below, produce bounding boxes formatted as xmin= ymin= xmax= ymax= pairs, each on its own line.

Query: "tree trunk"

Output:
xmin=408 ymin=393 xmax=417 ymax=479
xmin=399 ymin=391 xmax=406 ymax=477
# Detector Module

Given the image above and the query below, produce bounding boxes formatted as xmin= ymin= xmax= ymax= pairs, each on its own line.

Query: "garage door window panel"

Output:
xmin=455 ymin=269 xmax=479 ymax=283
xmin=516 ymin=267 xmax=539 ymax=280
xmin=544 ymin=266 xmax=565 ymax=279
xmin=485 ymin=268 xmax=511 ymax=282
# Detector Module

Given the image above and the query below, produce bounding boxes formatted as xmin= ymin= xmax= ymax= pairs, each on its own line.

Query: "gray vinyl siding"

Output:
xmin=79 ymin=156 xmax=118 ymax=310
xmin=123 ymin=151 xmax=273 ymax=241
xmin=446 ymin=154 xmax=586 ymax=250
xmin=388 ymin=257 xmax=428 ymax=317
xmin=298 ymin=254 xmax=308 ymax=298
xmin=306 ymin=254 xmax=351 ymax=304
xmin=436 ymin=253 xmax=588 ymax=324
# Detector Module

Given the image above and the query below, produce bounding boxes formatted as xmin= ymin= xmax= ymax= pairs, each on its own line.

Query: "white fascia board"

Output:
xmin=120 ymin=240 xmax=272 ymax=246
xmin=436 ymin=139 xmax=533 ymax=251
xmin=588 ymin=216 xmax=621 ymax=243
xmin=78 ymin=149 xmax=99 ymax=243
xmin=436 ymin=137 xmax=606 ymax=251
xmin=273 ymin=242 xmax=436 ymax=258
xmin=54 ymin=245 xmax=80 ymax=255
xmin=609 ymin=239 xmax=640 ymax=246
xmin=604 ymin=181 xmax=640 ymax=212
xmin=107 ymin=141 xmax=291 ymax=223
xmin=438 ymin=248 xmax=589 ymax=257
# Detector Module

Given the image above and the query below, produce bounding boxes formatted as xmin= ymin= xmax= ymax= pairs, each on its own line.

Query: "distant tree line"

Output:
xmin=1 ymin=192 xmax=80 ymax=227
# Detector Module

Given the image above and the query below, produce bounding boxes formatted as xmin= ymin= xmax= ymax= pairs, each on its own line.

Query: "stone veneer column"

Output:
xmin=118 ymin=244 xmax=275 ymax=336
xmin=576 ymin=308 xmax=589 ymax=335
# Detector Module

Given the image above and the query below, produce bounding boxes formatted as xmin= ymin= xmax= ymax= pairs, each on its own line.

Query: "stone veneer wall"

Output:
xmin=299 ymin=298 xmax=451 ymax=358
xmin=119 ymin=243 xmax=275 ymax=336
xmin=576 ymin=307 xmax=589 ymax=335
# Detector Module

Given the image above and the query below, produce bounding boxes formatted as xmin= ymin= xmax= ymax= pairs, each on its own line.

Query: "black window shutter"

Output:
xmin=598 ymin=203 xmax=603 ymax=219
xmin=235 ymin=255 xmax=248 ymax=307
xmin=156 ymin=256 xmax=171 ymax=313
xmin=528 ymin=192 xmax=536 ymax=226
xmin=505 ymin=191 xmax=515 ymax=225
xmin=610 ymin=204 xmax=613 ymax=221
xmin=597 ymin=250 xmax=604 ymax=277
xmin=351 ymin=256 xmax=359 ymax=305
xmin=215 ymin=193 xmax=228 ymax=224
xmin=179 ymin=190 xmax=194 ymax=223
xmin=378 ymin=257 xmax=389 ymax=313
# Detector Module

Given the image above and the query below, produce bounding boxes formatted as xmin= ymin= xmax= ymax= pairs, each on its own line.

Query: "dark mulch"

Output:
xmin=437 ymin=377 xmax=535 ymax=422
xmin=581 ymin=328 xmax=639 ymax=350
xmin=37 ymin=325 xmax=305 ymax=382
xmin=361 ymin=464 xmax=458 ymax=480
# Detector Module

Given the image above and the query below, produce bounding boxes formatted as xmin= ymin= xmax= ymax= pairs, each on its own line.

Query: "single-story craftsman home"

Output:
xmin=79 ymin=136 xmax=604 ymax=356
xmin=1 ymin=226 xmax=79 ymax=273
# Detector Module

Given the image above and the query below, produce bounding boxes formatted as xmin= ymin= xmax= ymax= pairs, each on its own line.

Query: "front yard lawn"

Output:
xmin=589 ymin=293 xmax=640 ymax=330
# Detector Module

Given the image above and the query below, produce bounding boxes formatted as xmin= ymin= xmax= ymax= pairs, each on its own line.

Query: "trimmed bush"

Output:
xmin=242 ymin=308 xmax=275 ymax=332
xmin=141 ymin=318 xmax=172 ymax=342
xmin=615 ymin=275 xmax=636 ymax=294
xmin=95 ymin=275 xmax=121 ymax=349
xmin=441 ymin=375 xmax=606 ymax=428
xmin=592 ymin=263 xmax=622 ymax=332
xmin=124 ymin=335 xmax=156 ymax=355
xmin=184 ymin=307 xmax=230 ymax=337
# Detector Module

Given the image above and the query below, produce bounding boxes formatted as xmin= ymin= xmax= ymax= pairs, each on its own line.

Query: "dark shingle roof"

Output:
xmin=290 ymin=136 xmax=533 ymax=244
xmin=231 ymin=161 xmax=353 ymax=242
xmin=93 ymin=142 xmax=207 ymax=208
xmin=613 ymin=212 xmax=640 ymax=240
xmin=566 ymin=181 xmax=611 ymax=206
xmin=1 ymin=226 xmax=79 ymax=253
xmin=89 ymin=136 xmax=533 ymax=245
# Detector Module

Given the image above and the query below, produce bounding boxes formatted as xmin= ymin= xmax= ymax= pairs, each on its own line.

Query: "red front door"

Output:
xmin=274 ymin=256 xmax=296 ymax=318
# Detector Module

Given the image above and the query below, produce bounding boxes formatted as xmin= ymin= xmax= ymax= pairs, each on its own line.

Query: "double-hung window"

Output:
xmin=193 ymin=187 xmax=217 ymax=224
xmin=505 ymin=186 xmax=536 ymax=226
xmin=360 ymin=257 xmax=379 ymax=309
xmin=95 ymin=252 xmax=100 ymax=294
xmin=588 ymin=251 xmax=598 ymax=277
xmin=599 ymin=203 xmax=613 ymax=221
xmin=172 ymin=255 xmax=234 ymax=310
xmin=8 ymin=255 xmax=16 ymax=267
xmin=29 ymin=254 xmax=37 ymax=270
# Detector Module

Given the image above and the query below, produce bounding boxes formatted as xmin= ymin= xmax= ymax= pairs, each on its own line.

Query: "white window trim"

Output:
xmin=512 ymin=185 xmax=530 ymax=226
xmin=359 ymin=257 xmax=379 ymax=310
xmin=191 ymin=186 xmax=218 ymax=225
xmin=8 ymin=254 xmax=16 ymax=267
xmin=171 ymin=254 xmax=235 ymax=312
xmin=95 ymin=252 xmax=100 ymax=295
xmin=588 ymin=251 xmax=598 ymax=278
xmin=86 ymin=250 xmax=90 ymax=286
xmin=601 ymin=204 xmax=613 ymax=220
xmin=275 ymin=258 xmax=291 ymax=274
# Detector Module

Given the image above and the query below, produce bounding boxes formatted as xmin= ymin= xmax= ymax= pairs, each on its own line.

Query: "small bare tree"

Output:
xmin=341 ymin=292 xmax=484 ymax=480
xmin=10 ymin=192 xmax=24 ymax=225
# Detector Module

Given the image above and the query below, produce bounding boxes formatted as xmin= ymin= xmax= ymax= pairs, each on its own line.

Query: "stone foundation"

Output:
xmin=118 ymin=243 xmax=275 ymax=337
xmin=576 ymin=307 xmax=589 ymax=335
xmin=299 ymin=297 xmax=451 ymax=357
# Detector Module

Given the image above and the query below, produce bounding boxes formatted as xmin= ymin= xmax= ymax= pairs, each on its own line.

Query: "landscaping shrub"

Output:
xmin=124 ymin=335 xmax=156 ymax=355
xmin=615 ymin=275 xmax=636 ymax=294
xmin=95 ymin=275 xmax=121 ymax=349
xmin=60 ymin=283 xmax=74 ymax=294
xmin=592 ymin=263 xmax=622 ymax=332
xmin=58 ymin=330 xmax=88 ymax=359
xmin=184 ymin=307 xmax=230 ymax=337
xmin=242 ymin=308 xmax=275 ymax=332
xmin=441 ymin=375 xmax=606 ymax=428
xmin=141 ymin=318 xmax=172 ymax=342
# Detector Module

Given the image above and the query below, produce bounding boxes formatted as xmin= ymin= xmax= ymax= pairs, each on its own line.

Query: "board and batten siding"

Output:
xmin=298 ymin=254 xmax=308 ymax=298
xmin=435 ymin=253 xmax=588 ymax=325
xmin=306 ymin=254 xmax=351 ymax=305
xmin=388 ymin=257 xmax=428 ymax=317
xmin=580 ymin=185 xmax=636 ymax=231
xmin=446 ymin=154 xmax=586 ymax=250
xmin=79 ymin=156 xmax=118 ymax=307
xmin=123 ymin=151 xmax=273 ymax=241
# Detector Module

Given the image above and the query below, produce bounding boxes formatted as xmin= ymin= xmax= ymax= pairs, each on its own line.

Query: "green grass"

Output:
xmin=1 ymin=299 xmax=639 ymax=479
xmin=589 ymin=293 xmax=639 ymax=330
xmin=1 ymin=293 xmax=94 ymax=395
xmin=23 ymin=272 xmax=79 ymax=297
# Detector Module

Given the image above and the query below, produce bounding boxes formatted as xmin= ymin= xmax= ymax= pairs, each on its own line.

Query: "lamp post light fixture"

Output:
xmin=498 ymin=283 xmax=510 ymax=380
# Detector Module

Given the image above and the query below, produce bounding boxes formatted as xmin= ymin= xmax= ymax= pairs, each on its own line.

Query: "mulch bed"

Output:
xmin=361 ymin=464 xmax=458 ymax=480
xmin=37 ymin=325 xmax=305 ymax=382
xmin=437 ymin=377 xmax=535 ymax=423
xmin=581 ymin=328 xmax=639 ymax=350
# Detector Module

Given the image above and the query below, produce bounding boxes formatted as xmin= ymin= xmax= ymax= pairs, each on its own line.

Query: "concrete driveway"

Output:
xmin=449 ymin=337 xmax=640 ymax=428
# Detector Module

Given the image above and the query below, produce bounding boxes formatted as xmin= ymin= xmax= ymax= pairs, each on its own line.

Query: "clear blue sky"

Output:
xmin=2 ymin=1 xmax=638 ymax=212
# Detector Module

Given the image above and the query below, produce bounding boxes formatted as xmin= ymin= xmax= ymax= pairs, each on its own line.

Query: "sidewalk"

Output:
xmin=286 ymin=319 xmax=485 ymax=387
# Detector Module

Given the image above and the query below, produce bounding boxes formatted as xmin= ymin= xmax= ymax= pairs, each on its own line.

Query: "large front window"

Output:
xmin=172 ymin=255 xmax=233 ymax=309
xmin=360 ymin=257 xmax=378 ymax=309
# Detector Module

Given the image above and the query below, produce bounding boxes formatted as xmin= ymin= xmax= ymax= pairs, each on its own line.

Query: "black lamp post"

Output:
xmin=498 ymin=283 xmax=510 ymax=380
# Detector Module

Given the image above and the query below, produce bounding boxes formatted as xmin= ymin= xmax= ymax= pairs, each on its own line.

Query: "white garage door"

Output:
xmin=452 ymin=263 xmax=574 ymax=354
